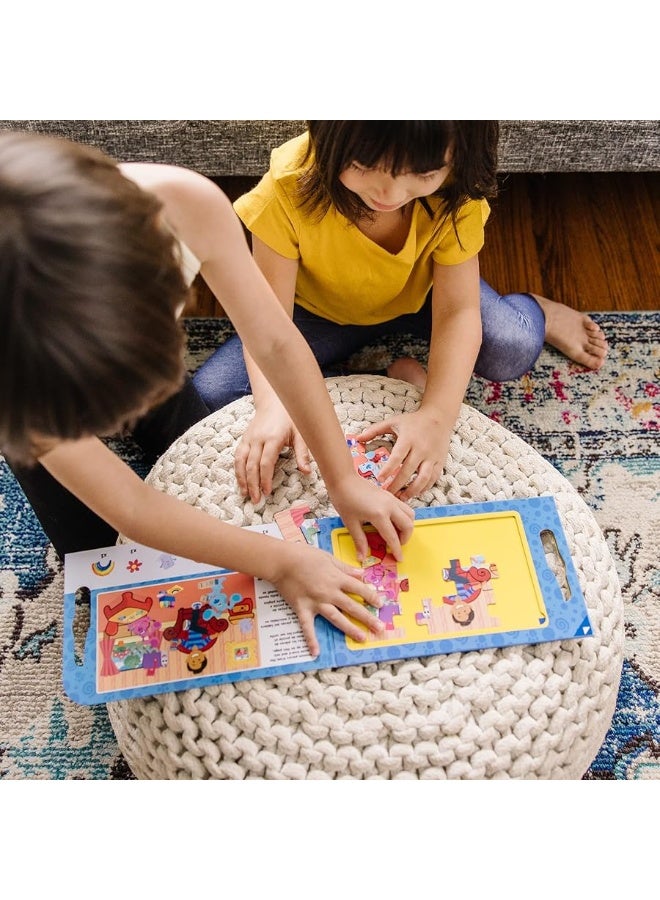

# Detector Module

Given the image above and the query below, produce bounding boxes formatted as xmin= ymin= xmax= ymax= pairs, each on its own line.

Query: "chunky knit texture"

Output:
xmin=107 ymin=376 xmax=623 ymax=779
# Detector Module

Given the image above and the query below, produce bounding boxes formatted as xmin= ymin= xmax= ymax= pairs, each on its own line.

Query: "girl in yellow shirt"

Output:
xmin=193 ymin=121 xmax=608 ymax=504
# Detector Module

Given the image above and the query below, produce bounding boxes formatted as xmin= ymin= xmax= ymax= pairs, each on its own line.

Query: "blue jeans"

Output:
xmin=193 ymin=278 xmax=546 ymax=411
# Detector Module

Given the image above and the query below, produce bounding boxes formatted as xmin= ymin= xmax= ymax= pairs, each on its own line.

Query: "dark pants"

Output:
xmin=8 ymin=376 xmax=210 ymax=559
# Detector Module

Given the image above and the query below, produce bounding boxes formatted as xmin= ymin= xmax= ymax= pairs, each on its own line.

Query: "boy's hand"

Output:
xmin=235 ymin=405 xmax=310 ymax=503
xmin=356 ymin=409 xmax=452 ymax=500
xmin=270 ymin=543 xmax=389 ymax=657
xmin=329 ymin=474 xmax=414 ymax=563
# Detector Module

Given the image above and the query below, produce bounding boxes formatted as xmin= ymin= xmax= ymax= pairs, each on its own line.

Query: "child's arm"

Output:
xmin=126 ymin=164 xmax=414 ymax=560
xmin=358 ymin=256 xmax=482 ymax=499
xmin=232 ymin=236 xmax=348 ymax=515
xmin=232 ymin=236 xmax=307 ymax=503
xmin=40 ymin=436 xmax=386 ymax=657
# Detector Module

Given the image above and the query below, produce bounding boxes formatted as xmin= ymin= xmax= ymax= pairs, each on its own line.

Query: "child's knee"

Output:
xmin=477 ymin=293 xmax=545 ymax=380
xmin=191 ymin=339 xmax=251 ymax=410
xmin=475 ymin=320 xmax=545 ymax=381
xmin=192 ymin=372 xmax=249 ymax=411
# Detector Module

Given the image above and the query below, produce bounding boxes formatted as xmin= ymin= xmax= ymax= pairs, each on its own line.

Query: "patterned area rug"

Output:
xmin=1 ymin=312 xmax=658 ymax=779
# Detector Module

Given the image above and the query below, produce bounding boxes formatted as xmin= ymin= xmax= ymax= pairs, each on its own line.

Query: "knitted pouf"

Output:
xmin=107 ymin=375 xmax=624 ymax=779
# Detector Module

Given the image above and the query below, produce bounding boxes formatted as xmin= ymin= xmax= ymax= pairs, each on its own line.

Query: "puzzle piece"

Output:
xmin=415 ymin=555 xmax=501 ymax=635
xmin=346 ymin=434 xmax=399 ymax=489
xmin=274 ymin=504 xmax=319 ymax=545
xmin=442 ymin=556 xmax=499 ymax=605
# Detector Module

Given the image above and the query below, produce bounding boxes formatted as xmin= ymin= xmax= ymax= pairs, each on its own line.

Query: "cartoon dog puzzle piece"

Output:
xmin=346 ymin=434 xmax=399 ymax=489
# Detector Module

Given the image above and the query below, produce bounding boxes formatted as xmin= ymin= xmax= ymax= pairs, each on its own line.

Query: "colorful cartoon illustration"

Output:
xmin=346 ymin=434 xmax=399 ymax=489
xmin=361 ymin=531 xmax=408 ymax=638
xmin=126 ymin=615 xmax=161 ymax=645
xmin=157 ymin=585 xmax=182 ymax=608
xmin=94 ymin=569 xmax=261 ymax=688
xmin=227 ymin=596 xmax=255 ymax=624
xmin=442 ymin=557 xmax=498 ymax=604
xmin=160 ymin=599 xmax=239 ymax=675
xmin=103 ymin=590 xmax=153 ymax=637
xmin=109 ymin=640 xmax=166 ymax=676
xmin=100 ymin=590 xmax=167 ymax=677
xmin=415 ymin=555 xmax=501 ymax=633
xmin=91 ymin=555 xmax=114 ymax=576
xmin=197 ymin=575 xmax=252 ymax=620
xmin=85 ymin=501 xmax=332 ymax=695
xmin=163 ymin=601 xmax=229 ymax=669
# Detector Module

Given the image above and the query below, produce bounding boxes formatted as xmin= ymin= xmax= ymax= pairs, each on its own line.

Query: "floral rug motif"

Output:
xmin=1 ymin=312 xmax=658 ymax=779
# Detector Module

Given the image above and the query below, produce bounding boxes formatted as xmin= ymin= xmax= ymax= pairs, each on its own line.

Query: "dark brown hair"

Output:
xmin=297 ymin=120 xmax=499 ymax=224
xmin=0 ymin=131 xmax=190 ymax=464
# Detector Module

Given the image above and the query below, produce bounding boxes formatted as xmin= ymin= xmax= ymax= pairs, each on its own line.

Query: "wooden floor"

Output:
xmin=187 ymin=172 xmax=659 ymax=316
xmin=479 ymin=172 xmax=658 ymax=312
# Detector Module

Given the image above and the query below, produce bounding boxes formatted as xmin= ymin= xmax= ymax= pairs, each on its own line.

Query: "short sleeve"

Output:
xmin=431 ymin=198 xmax=490 ymax=265
xmin=233 ymin=171 xmax=301 ymax=260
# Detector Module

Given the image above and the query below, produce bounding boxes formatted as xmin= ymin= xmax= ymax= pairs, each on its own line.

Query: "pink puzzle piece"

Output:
xmin=274 ymin=504 xmax=320 ymax=545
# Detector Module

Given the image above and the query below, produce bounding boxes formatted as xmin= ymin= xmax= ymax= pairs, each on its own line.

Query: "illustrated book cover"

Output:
xmin=62 ymin=496 xmax=592 ymax=705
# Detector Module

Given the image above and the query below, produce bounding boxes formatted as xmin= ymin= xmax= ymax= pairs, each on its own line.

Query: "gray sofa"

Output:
xmin=0 ymin=120 xmax=658 ymax=174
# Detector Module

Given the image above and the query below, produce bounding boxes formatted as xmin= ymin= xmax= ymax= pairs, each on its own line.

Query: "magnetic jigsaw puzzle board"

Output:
xmin=62 ymin=497 xmax=592 ymax=704
xmin=331 ymin=510 xmax=549 ymax=650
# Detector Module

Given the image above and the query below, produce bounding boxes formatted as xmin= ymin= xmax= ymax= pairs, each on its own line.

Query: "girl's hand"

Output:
xmin=235 ymin=404 xmax=311 ymax=503
xmin=270 ymin=543 xmax=388 ymax=657
xmin=329 ymin=473 xmax=415 ymax=563
xmin=356 ymin=409 xmax=453 ymax=500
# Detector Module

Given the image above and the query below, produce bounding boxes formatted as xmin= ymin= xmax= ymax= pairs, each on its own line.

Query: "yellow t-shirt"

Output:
xmin=234 ymin=132 xmax=490 ymax=326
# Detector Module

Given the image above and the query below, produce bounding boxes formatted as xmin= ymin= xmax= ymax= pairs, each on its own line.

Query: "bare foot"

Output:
xmin=387 ymin=356 xmax=427 ymax=389
xmin=533 ymin=295 xmax=608 ymax=369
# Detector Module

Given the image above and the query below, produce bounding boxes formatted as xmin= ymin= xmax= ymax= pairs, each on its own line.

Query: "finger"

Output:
xmin=234 ymin=441 xmax=250 ymax=497
xmin=399 ymin=460 xmax=439 ymax=500
xmin=355 ymin=420 xmax=397 ymax=443
xmin=375 ymin=455 xmax=401 ymax=484
xmin=369 ymin=517 xmax=404 ymax=563
xmin=331 ymin=557 xmax=371 ymax=580
xmin=323 ymin=603 xmax=384 ymax=643
xmin=258 ymin=441 xmax=282 ymax=497
xmin=393 ymin=502 xmax=415 ymax=543
xmin=408 ymin=459 xmax=435 ymax=493
xmin=292 ymin=433 xmax=312 ymax=474
xmin=398 ymin=472 xmax=430 ymax=501
xmin=342 ymin=498 xmax=414 ymax=560
xmin=342 ymin=519 xmax=368 ymax=563
xmin=244 ymin=441 xmax=265 ymax=503
xmin=398 ymin=479 xmax=422 ymax=502
xmin=336 ymin=570 xmax=383 ymax=609
xmin=376 ymin=440 xmax=411 ymax=484
xmin=387 ymin=457 xmax=419 ymax=496
xmin=296 ymin=610 xmax=320 ymax=658
xmin=334 ymin=590 xmax=386 ymax=635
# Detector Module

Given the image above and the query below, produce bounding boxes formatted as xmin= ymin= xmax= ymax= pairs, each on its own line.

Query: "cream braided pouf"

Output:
xmin=107 ymin=376 xmax=624 ymax=779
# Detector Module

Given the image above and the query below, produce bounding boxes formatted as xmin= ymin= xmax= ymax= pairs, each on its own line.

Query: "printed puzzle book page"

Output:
xmin=62 ymin=522 xmax=325 ymax=705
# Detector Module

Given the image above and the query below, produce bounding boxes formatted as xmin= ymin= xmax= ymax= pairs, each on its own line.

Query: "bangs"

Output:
xmin=301 ymin=120 xmax=498 ymax=225
xmin=344 ymin=122 xmax=454 ymax=175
